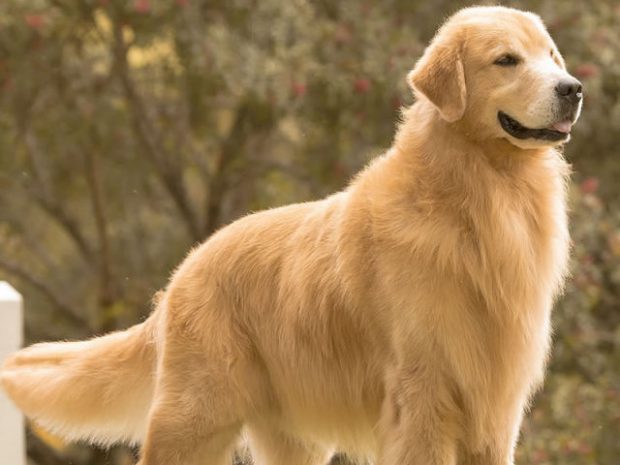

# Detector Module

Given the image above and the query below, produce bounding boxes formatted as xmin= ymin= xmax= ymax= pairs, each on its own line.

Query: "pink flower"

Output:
xmin=334 ymin=24 xmax=353 ymax=44
xmin=2 ymin=76 xmax=13 ymax=91
xmin=580 ymin=177 xmax=599 ymax=194
xmin=391 ymin=95 xmax=404 ymax=110
xmin=574 ymin=63 xmax=599 ymax=79
xmin=333 ymin=161 xmax=347 ymax=179
xmin=25 ymin=14 xmax=45 ymax=30
xmin=291 ymin=82 xmax=307 ymax=97
xmin=577 ymin=442 xmax=592 ymax=455
xmin=531 ymin=449 xmax=549 ymax=463
xmin=134 ymin=0 xmax=151 ymax=14
xmin=354 ymin=78 xmax=371 ymax=94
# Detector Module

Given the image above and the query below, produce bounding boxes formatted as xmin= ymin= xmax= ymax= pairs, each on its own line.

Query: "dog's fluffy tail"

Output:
xmin=0 ymin=310 xmax=160 ymax=447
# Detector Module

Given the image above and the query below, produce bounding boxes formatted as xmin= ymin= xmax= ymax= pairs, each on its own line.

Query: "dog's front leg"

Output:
xmin=376 ymin=357 xmax=461 ymax=465
xmin=459 ymin=392 xmax=528 ymax=465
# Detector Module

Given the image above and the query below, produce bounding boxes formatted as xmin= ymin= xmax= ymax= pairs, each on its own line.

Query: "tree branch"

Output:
xmin=81 ymin=144 xmax=115 ymax=306
xmin=0 ymin=257 xmax=90 ymax=330
xmin=109 ymin=15 xmax=202 ymax=241
xmin=203 ymin=102 xmax=251 ymax=235
xmin=20 ymin=131 xmax=95 ymax=262
xmin=1 ymin=219 xmax=58 ymax=272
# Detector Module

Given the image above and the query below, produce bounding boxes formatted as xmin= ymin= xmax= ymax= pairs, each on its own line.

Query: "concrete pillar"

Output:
xmin=0 ymin=282 xmax=25 ymax=465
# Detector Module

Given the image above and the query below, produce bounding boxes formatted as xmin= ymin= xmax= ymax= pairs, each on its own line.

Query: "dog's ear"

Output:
xmin=408 ymin=38 xmax=466 ymax=123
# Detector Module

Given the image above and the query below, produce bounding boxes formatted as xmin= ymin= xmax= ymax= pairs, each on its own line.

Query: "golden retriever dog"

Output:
xmin=0 ymin=6 xmax=583 ymax=465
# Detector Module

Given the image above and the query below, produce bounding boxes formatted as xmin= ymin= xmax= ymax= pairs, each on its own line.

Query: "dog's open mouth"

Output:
xmin=498 ymin=111 xmax=571 ymax=142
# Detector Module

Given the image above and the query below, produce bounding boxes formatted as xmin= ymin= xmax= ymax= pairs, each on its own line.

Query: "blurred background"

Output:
xmin=0 ymin=0 xmax=618 ymax=464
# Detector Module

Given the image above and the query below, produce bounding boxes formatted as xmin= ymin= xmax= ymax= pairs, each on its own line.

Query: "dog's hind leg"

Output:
xmin=135 ymin=350 xmax=246 ymax=465
xmin=135 ymin=302 xmax=265 ymax=465
xmin=248 ymin=422 xmax=333 ymax=465
xmin=138 ymin=414 xmax=240 ymax=465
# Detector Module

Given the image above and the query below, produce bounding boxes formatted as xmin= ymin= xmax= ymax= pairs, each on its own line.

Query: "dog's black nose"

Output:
xmin=555 ymin=78 xmax=583 ymax=104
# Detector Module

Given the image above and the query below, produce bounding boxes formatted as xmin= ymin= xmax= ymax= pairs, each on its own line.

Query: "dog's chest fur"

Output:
xmin=360 ymin=144 xmax=571 ymax=433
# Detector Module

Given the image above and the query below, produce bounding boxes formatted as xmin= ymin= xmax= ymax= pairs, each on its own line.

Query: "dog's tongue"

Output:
xmin=551 ymin=120 xmax=572 ymax=133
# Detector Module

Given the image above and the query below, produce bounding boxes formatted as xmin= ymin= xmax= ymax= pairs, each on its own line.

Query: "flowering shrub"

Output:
xmin=518 ymin=180 xmax=620 ymax=465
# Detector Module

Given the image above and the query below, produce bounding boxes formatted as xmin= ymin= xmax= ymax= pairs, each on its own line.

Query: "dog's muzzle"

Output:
xmin=499 ymin=77 xmax=583 ymax=142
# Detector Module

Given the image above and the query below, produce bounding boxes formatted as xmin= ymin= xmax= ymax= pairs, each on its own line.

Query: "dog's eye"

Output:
xmin=494 ymin=54 xmax=520 ymax=66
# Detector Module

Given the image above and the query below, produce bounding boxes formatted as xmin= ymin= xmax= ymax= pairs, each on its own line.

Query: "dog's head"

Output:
xmin=408 ymin=6 xmax=582 ymax=149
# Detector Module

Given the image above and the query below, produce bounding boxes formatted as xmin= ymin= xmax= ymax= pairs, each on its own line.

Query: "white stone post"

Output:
xmin=0 ymin=282 xmax=25 ymax=465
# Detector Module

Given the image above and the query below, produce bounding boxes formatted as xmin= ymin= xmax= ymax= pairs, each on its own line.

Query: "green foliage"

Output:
xmin=0 ymin=1 xmax=617 ymax=464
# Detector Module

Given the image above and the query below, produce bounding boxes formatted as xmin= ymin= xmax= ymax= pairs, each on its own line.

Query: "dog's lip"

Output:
xmin=498 ymin=111 xmax=570 ymax=142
